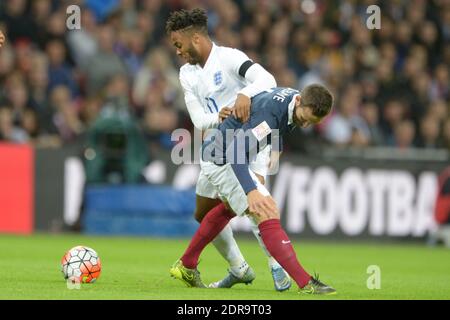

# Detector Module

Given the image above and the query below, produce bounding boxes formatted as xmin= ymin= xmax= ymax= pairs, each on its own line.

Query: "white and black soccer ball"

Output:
xmin=61 ymin=245 xmax=102 ymax=283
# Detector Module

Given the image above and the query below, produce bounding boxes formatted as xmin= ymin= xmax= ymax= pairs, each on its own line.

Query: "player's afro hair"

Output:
xmin=165 ymin=8 xmax=208 ymax=34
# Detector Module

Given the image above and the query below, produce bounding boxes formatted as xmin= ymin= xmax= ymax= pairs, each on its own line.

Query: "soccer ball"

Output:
xmin=61 ymin=245 xmax=102 ymax=283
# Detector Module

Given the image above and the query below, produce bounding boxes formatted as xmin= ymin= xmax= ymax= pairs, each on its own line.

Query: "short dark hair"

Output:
xmin=300 ymin=84 xmax=334 ymax=118
xmin=165 ymin=8 xmax=208 ymax=34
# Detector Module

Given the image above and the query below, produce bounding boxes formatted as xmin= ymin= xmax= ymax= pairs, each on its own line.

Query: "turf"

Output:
xmin=0 ymin=233 xmax=449 ymax=300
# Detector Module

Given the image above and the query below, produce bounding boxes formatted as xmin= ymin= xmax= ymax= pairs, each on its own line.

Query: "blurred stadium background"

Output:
xmin=1 ymin=0 xmax=449 ymax=249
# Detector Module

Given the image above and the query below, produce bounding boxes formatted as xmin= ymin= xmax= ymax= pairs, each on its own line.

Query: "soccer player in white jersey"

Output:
xmin=166 ymin=8 xmax=291 ymax=291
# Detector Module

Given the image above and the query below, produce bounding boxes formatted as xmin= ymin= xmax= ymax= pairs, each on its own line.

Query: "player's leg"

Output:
xmin=172 ymin=162 xmax=333 ymax=294
xmin=249 ymin=172 xmax=276 ymax=262
xmin=186 ymin=162 xmax=281 ymax=289
xmin=245 ymin=175 xmax=335 ymax=295
xmin=194 ymin=194 xmax=249 ymax=276
xmin=252 ymin=215 xmax=335 ymax=294
xmin=194 ymin=171 xmax=253 ymax=279
xmin=250 ymin=148 xmax=291 ymax=291
xmin=171 ymin=199 xmax=244 ymax=287
xmin=171 ymin=163 xmax=255 ymax=288
xmin=181 ymin=201 xmax=236 ymax=269
xmin=206 ymin=163 xmax=335 ymax=294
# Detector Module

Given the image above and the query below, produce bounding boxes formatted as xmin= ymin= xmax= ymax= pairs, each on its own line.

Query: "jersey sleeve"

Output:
xmin=220 ymin=47 xmax=252 ymax=76
xmin=227 ymin=121 xmax=259 ymax=194
xmin=179 ymin=69 xmax=219 ymax=130
xmin=220 ymin=47 xmax=276 ymax=98
xmin=238 ymin=64 xmax=277 ymax=98
xmin=227 ymin=112 xmax=279 ymax=194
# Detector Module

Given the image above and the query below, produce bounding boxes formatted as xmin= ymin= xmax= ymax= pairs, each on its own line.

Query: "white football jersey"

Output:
xmin=179 ymin=43 xmax=252 ymax=130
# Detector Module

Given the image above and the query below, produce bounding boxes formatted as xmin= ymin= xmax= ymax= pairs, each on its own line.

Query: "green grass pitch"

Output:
xmin=0 ymin=233 xmax=449 ymax=300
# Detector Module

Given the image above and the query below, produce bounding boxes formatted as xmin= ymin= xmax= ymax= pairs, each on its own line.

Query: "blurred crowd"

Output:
xmin=0 ymin=0 xmax=449 ymax=154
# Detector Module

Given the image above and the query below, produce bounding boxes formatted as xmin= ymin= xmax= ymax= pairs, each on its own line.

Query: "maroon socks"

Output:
xmin=181 ymin=203 xmax=235 ymax=269
xmin=258 ymin=219 xmax=311 ymax=288
xmin=181 ymin=205 xmax=311 ymax=288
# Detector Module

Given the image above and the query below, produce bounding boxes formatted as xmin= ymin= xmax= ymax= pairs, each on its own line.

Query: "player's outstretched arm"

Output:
xmin=0 ymin=31 xmax=6 ymax=48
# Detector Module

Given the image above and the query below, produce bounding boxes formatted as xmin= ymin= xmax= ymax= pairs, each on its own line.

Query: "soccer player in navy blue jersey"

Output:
xmin=171 ymin=84 xmax=337 ymax=295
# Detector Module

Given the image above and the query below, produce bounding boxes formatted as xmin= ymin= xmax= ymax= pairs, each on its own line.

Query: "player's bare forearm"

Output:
xmin=0 ymin=31 xmax=6 ymax=48
xmin=232 ymin=93 xmax=251 ymax=123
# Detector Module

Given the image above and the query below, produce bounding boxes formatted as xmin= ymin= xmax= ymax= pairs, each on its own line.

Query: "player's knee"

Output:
xmin=260 ymin=215 xmax=280 ymax=226
xmin=248 ymin=210 xmax=279 ymax=224
xmin=262 ymin=212 xmax=279 ymax=223
xmin=269 ymin=209 xmax=280 ymax=220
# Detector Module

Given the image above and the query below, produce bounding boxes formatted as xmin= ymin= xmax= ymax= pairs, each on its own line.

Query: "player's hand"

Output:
xmin=219 ymin=106 xmax=233 ymax=123
xmin=232 ymin=93 xmax=251 ymax=123
xmin=247 ymin=190 xmax=278 ymax=221
xmin=0 ymin=31 xmax=5 ymax=48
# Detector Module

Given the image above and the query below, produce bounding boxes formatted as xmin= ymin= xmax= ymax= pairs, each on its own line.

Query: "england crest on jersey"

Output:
xmin=213 ymin=71 xmax=223 ymax=86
